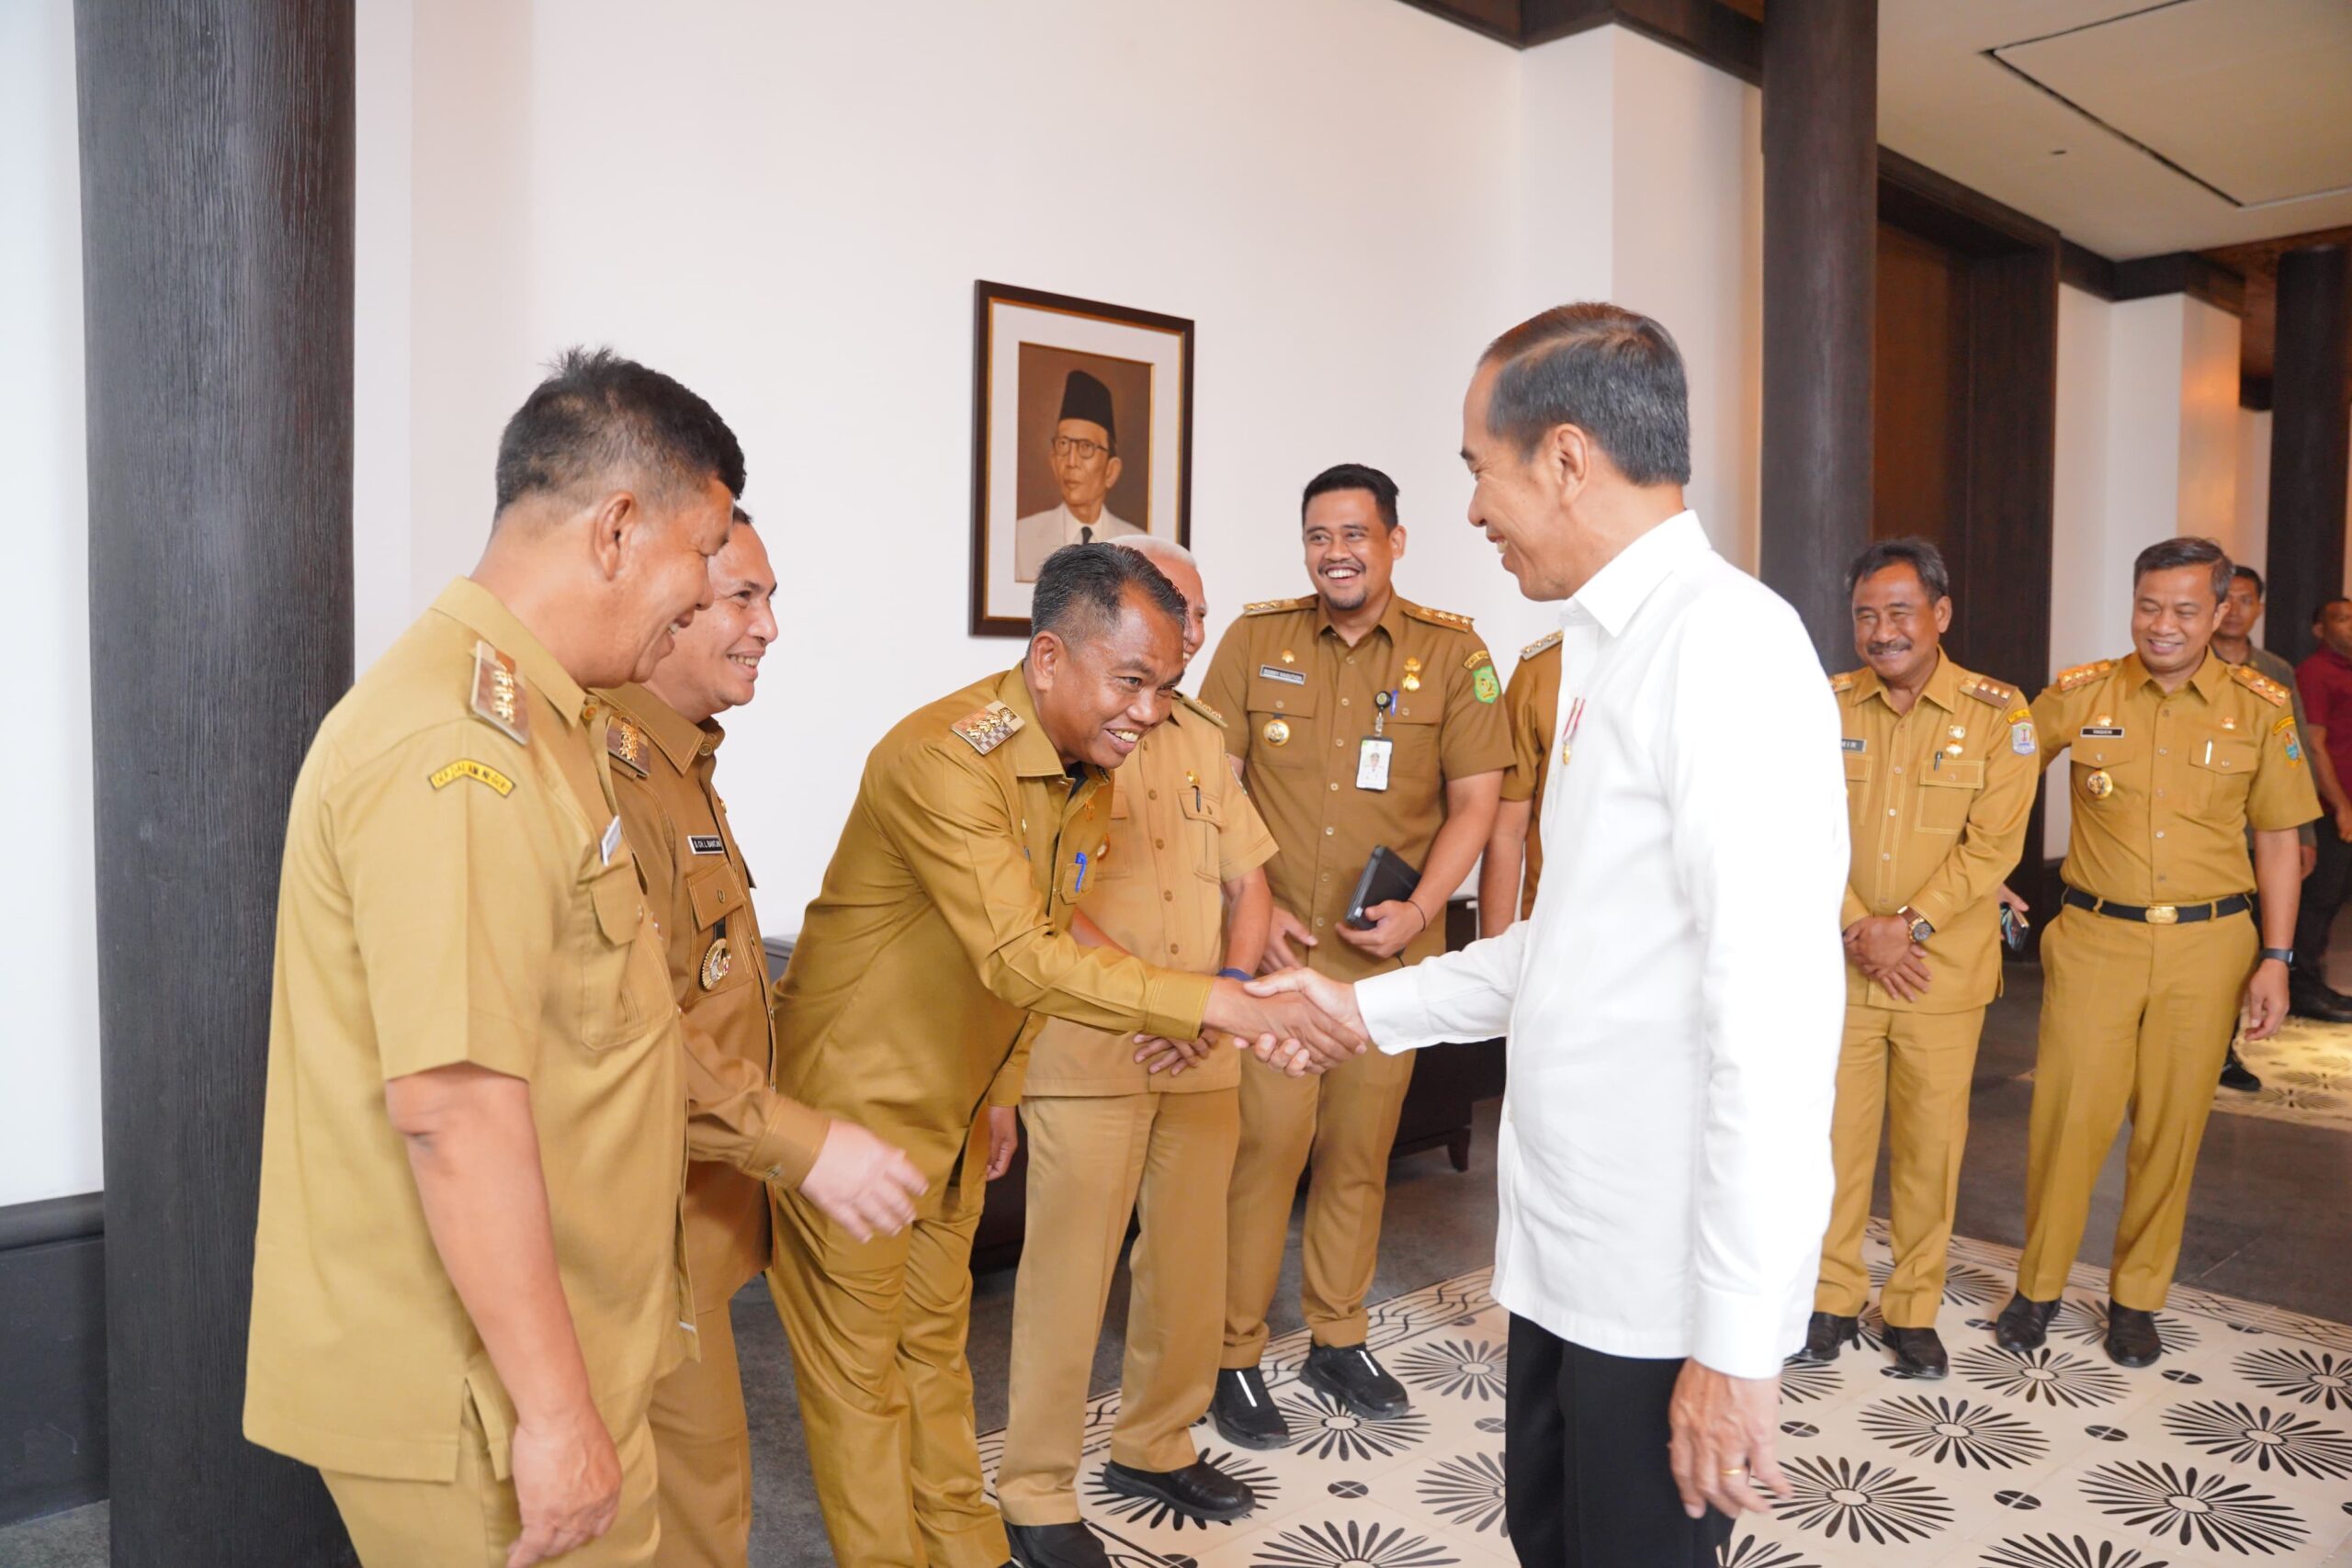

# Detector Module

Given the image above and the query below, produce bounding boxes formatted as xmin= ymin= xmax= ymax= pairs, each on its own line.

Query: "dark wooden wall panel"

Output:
xmin=2266 ymin=245 xmax=2351 ymax=666
xmin=1875 ymin=223 xmax=1967 ymax=555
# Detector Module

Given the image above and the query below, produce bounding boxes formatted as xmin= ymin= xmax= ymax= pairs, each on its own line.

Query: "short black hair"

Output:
xmin=1031 ymin=541 xmax=1186 ymax=646
xmin=1845 ymin=536 xmax=1951 ymax=603
xmin=1479 ymin=303 xmax=1691 ymax=486
xmin=2231 ymin=564 xmax=2264 ymax=599
xmin=493 ymin=346 xmax=746 ymax=515
xmin=2314 ymin=598 xmax=2352 ymax=626
xmin=2132 ymin=536 xmax=2231 ymax=603
xmin=1301 ymin=463 xmax=1400 ymax=532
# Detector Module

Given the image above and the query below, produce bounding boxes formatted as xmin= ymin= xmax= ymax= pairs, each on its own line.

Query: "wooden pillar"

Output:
xmin=1758 ymin=0 xmax=1879 ymax=665
xmin=75 ymin=2 xmax=356 ymax=1562
xmin=2266 ymin=244 xmax=2351 ymax=668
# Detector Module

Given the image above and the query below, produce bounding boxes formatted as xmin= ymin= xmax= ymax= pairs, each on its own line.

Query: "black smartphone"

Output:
xmin=2000 ymin=903 xmax=2030 ymax=953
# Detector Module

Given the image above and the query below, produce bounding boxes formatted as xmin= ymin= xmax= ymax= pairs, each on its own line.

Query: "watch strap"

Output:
xmin=2260 ymin=947 xmax=2295 ymax=966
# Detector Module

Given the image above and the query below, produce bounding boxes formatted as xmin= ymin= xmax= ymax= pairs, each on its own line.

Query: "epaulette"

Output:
xmin=1241 ymin=595 xmax=1315 ymax=616
xmin=469 ymin=639 xmax=529 ymax=745
xmin=605 ymin=716 xmax=650 ymax=777
xmin=1177 ymin=693 xmax=1227 ymax=729
xmin=950 ymin=700 xmax=1023 ymax=755
xmin=1828 ymin=671 xmax=1858 ymax=694
xmin=2053 ymin=659 xmax=2116 ymax=693
xmin=1961 ymin=675 xmax=2017 ymax=708
xmin=2232 ymin=663 xmax=2290 ymax=707
xmin=1401 ymin=601 xmax=1476 ymax=632
xmin=1520 ymin=630 xmax=1562 ymax=661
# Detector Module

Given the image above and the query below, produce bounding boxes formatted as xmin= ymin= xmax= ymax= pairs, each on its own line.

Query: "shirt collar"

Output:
xmin=1564 ymin=511 xmax=1709 ymax=637
xmin=996 ymin=665 xmax=1087 ymax=781
xmin=2116 ymin=649 xmax=2226 ymax=702
xmin=601 ymin=682 xmax=720 ymax=773
xmin=1315 ymin=590 xmax=1410 ymax=646
xmin=431 ymin=578 xmax=592 ymax=729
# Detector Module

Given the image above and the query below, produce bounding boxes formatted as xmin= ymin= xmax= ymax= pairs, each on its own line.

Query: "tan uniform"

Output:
xmin=999 ymin=695 xmax=1279 ymax=1525
xmin=1499 ymin=632 xmax=1562 ymax=919
xmin=1817 ymin=655 xmax=2036 ymax=1326
xmin=600 ymin=684 xmax=831 ymax=1568
xmin=1200 ymin=593 xmax=1513 ymax=1359
xmin=244 ymin=580 xmax=689 ymax=1567
xmin=767 ymin=665 xmax=1216 ymax=1568
xmin=2019 ymin=651 xmax=2318 ymax=1308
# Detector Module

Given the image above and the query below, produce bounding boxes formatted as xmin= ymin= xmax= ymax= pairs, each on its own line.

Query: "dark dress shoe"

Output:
xmin=2288 ymin=976 xmax=2352 ymax=1022
xmin=1886 ymin=1325 xmax=1950 ymax=1379
xmin=1102 ymin=1458 xmax=1257 ymax=1522
xmin=1210 ymin=1366 xmax=1290 ymax=1450
xmin=1790 ymin=1310 xmax=1860 ymax=1364
xmin=2219 ymin=1050 xmax=2264 ymax=1091
xmin=2105 ymin=1303 xmax=2164 ymax=1367
xmin=1006 ymin=1522 xmax=1110 ymax=1568
xmin=1996 ymin=1292 xmax=2058 ymax=1352
xmin=1303 ymin=1342 xmax=1411 ymax=1419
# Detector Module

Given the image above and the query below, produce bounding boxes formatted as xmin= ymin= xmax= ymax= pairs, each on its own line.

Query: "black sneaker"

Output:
xmin=1005 ymin=1522 xmax=1110 ymax=1568
xmin=1210 ymin=1366 xmax=1290 ymax=1450
xmin=1995 ymin=1292 xmax=2058 ymax=1353
xmin=1102 ymin=1458 xmax=1256 ymax=1522
xmin=1302 ymin=1342 xmax=1410 ymax=1419
xmin=2219 ymin=1050 xmax=2263 ymax=1092
xmin=1789 ymin=1311 xmax=1859 ymax=1365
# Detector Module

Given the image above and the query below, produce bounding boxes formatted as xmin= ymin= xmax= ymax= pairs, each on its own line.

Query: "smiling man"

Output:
xmin=1013 ymin=369 xmax=1142 ymax=581
xmin=765 ymin=543 xmax=1357 ymax=1568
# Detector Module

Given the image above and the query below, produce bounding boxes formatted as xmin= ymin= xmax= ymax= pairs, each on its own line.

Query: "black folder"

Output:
xmin=1344 ymin=845 xmax=1423 ymax=930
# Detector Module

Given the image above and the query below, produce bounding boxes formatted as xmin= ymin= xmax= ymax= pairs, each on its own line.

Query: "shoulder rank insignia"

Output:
xmin=1962 ymin=676 xmax=2017 ymax=708
xmin=2232 ymin=663 xmax=2290 ymax=707
xmin=1401 ymin=602 xmax=1476 ymax=632
xmin=428 ymin=759 xmax=514 ymax=796
xmin=1520 ymin=629 xmax=1563 ymax=660
xmin=1828 ymin=671 xmax=1858 ymax=694
xmin=606 ymin=717 xmax=650 ymax=777
xmin=469 ymin=639 xmax=529 ymax=745
xmin=2053 ymin=659 xmax=2115 ymax=693
xmin=1464 ymin=648 xmax=1493 ymax=671
xmin=1177 ymin=693 xmax=1227 ymax=729
xmin=950 ymin=700 xmax=1024 ymax=755
xmin=1241 ymin=595 xmax=1316 ymax=616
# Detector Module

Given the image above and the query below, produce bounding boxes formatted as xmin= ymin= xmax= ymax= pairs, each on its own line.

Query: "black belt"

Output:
xmin=2062 ymin=887 xmax=2251 ymax=926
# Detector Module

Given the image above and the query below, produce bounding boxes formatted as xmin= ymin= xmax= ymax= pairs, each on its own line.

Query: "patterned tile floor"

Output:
xmin=2216 ymin=1021 xmax=2352 ymax=1133
xmin=982 ymin=1222 xmax=2352 ymax=1567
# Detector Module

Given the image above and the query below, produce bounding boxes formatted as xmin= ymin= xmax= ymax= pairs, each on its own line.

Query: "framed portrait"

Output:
xmin=969 ymin=280 xmax=1194 ymax=637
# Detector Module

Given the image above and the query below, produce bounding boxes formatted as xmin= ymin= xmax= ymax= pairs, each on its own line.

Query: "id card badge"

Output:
xmin=1356 ymin=736 xmax=1394 ymax=791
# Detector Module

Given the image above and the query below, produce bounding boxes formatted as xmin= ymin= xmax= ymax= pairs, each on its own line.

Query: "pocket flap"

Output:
xmin=1247 ymin=671 xmax=1318 ymax=717
xmin=2189 ymin=738 xmax=2260 ymax=775
xmin=1921 ymin=761 xmax=1985 ymax=790
xmin=1844 ymin=753 xmax=1872 ymax=784
xmin=1179 ymin=787 xmax=1224 ymax=825
xmin=686 ymin=862 xmax=746 ymax=931
xmin=587 ymin=860 xmax=644 ymax=945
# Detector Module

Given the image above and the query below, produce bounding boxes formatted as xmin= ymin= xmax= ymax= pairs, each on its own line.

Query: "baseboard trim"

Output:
xmin=0 ymin=1194 xmax=108 ymax=1526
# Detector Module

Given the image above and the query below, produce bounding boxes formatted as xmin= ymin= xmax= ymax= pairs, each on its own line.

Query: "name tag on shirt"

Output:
xmin=688 ymin=834 xmax=725 ymax=856
xmin=2081 ymin=726 xmax=2125 ymax=739
xmin=1259 ymin=665 xmax=1306 ymax=686
xmin=1841 ymin=738 xmax=1866 ymax=753
xmin=600 ymin=816 xmax=624 ymax=866
xmin=1356 ymin=736 xmax=1393 ymax=791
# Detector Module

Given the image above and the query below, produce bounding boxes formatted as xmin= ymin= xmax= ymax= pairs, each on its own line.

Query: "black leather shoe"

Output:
xmin=1102 ymin=1458 xmax=1257 ymax=1522
xmin=1210 ymin=1366 xmax=1290 ymax=1450
xmin=1789 ymin=1311 xmax=1860 ymax=1364
xmin=1886 ymin=1325 xmax=1950 ymax=1379
xmin=1996 ymin=1292 xmax=2059 ymax=1353
xmin=1006 ymin=1522 xmax=1110 ymax=1568
xmin=2105 ymin=1303 xmax=2164 ymax=1368
xmin=2219 ymin=1050 xmax=2264 ymax=1091
xmin=1303 ymin=1342 xmax=1410 ymax=1419
xmin=2289 ymin=976 xmax=2352 ymax=1022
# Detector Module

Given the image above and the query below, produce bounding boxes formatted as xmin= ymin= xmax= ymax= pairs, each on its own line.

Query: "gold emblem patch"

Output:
xmin=700 ymin=936 xmax=731 ymax=990
xmin=2086 ymin=770 xmax=2114 ymax=799
xmin=950 ymin=700 xmax=1024 ymax=755
xmin=428 ymin=759 xmax=515 ymax=796
xmin=1263 ymin=717 xmax=1292 ymax=747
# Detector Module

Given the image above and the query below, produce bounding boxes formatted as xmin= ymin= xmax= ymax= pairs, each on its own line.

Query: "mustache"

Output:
xmin=1866 ymin=639 xmax=1912 ymax=656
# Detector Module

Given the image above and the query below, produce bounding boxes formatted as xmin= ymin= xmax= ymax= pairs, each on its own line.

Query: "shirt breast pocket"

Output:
xmin=1178 ymin=784 xmax=1224 ymax=884
xmin=1387 ymin=695 xmax=1444 ymax=779
xmin=1098 ymin=788 xmax=1137 ymax=881
xmin=684 ymin=862 xmax=752 ymax=996
xmin=1917 ymin=760 xmax=1984 ymax=833
xmin=582 ymin=856 xmax=660 ymax=1050
xmin=2073 ymin=732 xmax=2144 ymax=812
xmin=1246 ymin=674 xmax=1317 ymax=766
xmin=2189 ymin=735 xmax=2260 ymax=814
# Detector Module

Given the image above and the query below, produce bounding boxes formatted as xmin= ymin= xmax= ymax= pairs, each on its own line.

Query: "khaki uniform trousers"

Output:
xmin=648 ymin=1287 xmax=752 ymax=1568
xmin=2019 ymin=904 xmax=2256 ymax=1309
xmin=767 ymin=1135 xmax=1004 ymax=1568
xmin=1000 ymin=1089 xmax=1239 ymax=1526
xmin=1814 ymin=1004 xmax=1984 ymax=1327
xmin=1224 ymin=1043 xmax=1415 ymax=1364
xmin=322 ymin=1403 xmax=661 ymax=1567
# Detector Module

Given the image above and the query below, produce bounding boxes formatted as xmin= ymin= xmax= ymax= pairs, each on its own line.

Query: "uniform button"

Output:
xmin=1887 ymin=808 xmax=1897 ymax=817
xmin=1276 ymin=701 xmax=1286 ymax=711
xmin=1329 ymin=782 xmax=1340 ymax=791
xmin=1321 ymin=872 xmax=1330 ymax=882
xmin=1336 ymin=738 xmax=1346 ymax=748
xmin=1164 ymin=890 xmax=1175 ymax=902
xmin=1170 ymin=943 xmax=1180 ymax=955
xmin=1155 ymin=838 xmax=1165 ymax=849
xmin=1882 ymin=852 xmax=1892 ymax=862
xmin=2155 ymin=830 xmax=2165 ymax=840
xmin=2158 ymin=748 xmax=2168 ymax=756
xmin=1314 ymin=917 xmax=1327 ymax=928
xmin=765 ymin=1167 xmax=781 ymax=1181
xmin=1347 ymin=655 xmax=1356 ymax=665
xmin=1325 ymin=826 xmax=1336 ymax=836
xmin=1148 ymin=789 xmax=1159 ymax=800
xmin=2155 ymin=790 xmax=2165 ymax=799
xmin=1894 ymin=766 xmax=1904 ymax=775
xmin=1341 ymin=696 xmax=1351 ymax=706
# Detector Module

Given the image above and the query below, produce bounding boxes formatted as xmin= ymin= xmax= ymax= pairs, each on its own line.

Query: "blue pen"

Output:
xmin=1074 ymin=851 xmax=1089 ymax=893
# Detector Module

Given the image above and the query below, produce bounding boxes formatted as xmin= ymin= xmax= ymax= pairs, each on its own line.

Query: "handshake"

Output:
xmin=1131 ymin=968 xmax=1373 ymax=1078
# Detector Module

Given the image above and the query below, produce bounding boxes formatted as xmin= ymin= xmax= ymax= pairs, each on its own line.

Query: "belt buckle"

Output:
xmin=2145 ymin=904 xmax=2179 ymax=925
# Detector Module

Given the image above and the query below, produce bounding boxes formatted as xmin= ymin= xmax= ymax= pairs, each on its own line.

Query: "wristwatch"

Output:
xmin=1898 ymin=906 xmax=1934 ymax=944
xmin=2260 ymin=947 xmax=2295 ymax=967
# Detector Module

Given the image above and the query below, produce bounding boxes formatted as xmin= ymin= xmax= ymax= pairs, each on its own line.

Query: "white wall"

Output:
xmin=1 ymin=0 xmax=102 ymax=1208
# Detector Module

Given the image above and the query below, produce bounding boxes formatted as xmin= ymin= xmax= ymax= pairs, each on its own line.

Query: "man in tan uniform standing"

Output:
xmin=767 ymin=543 xmax=1355 ymax=1568
xmin=1792 ymin=539 xmax=2034 ymax=1381
xmin=1202 ymin=463 xmax=1510 ymax=1443
xmin=243 ymin=349 xmax=743 ymax=1566
xmin=1996 ymin=536 xmax=2316 ymax=1368
xmin=602 ymin=509 xmax=928 ymax=1567
xmin=1478 ymin=628 xmax=1561 ymax=935
xmin=999 ymin=536 xmax=1280 ymax=1568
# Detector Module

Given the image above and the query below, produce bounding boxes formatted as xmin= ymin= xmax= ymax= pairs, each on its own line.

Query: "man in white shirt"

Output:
xmin=1014 ymin=368 xmax=1141 ymax=581
xmin=1250 ymin=303 xmax=1848 ymax=1563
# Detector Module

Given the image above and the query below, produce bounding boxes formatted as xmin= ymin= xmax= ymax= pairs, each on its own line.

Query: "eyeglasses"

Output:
xmin=1049 ymin=434 xmax=1113 ymax=462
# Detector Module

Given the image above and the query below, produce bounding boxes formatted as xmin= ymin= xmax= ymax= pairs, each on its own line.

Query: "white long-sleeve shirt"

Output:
xmin=1355 ymin=512 xmax=1847 ymax=1378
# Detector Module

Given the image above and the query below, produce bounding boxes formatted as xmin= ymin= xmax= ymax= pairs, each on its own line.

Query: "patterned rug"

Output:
xmin=979 ymin=1221 xmax=2352 ymax=1566
xmin=2218 ymin=1021 xmax=2352 ymax=1132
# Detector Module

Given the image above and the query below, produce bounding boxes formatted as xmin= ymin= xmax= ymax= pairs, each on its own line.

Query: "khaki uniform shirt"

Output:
xmin=773 ymin=666 xmax=1216 ymax=1199
xmin=1835 ymin=653 xmax=2039 ymax=1012
xmin=245 ymin=580 xmax=689 ymax=1483
xmin=1500 ymin=633 xmax=1562 ymax=919
xmin=601 ymin=684 xmax=831 ymax=1307
xmin=2033 ymin=650 xmax=2319 ymax=905
xmin=1200 ymin=594 xmax=1514 ymax=983
xmin=1023 ymin=696 xmax=1280 ymax=1097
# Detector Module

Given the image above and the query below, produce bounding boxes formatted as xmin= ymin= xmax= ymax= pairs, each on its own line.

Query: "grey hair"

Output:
xmin=1844 ymin=536 xmax=1951 ymax=603
xmin=1479 ymin=303 xmax=1690 ymax=485
xmin=1111 ymin=533 xmax=1197 ymax=573
xmin=2133 ymin=536 xmax=2232 ymax=603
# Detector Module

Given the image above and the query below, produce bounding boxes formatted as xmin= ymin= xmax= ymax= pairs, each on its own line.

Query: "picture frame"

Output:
xmin=969 ymin=280 xmax=1194 ymax=637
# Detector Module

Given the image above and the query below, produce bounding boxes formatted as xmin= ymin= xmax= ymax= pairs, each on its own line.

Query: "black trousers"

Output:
xmin=1504 ymin=1314 xmax=1733 ymax=1567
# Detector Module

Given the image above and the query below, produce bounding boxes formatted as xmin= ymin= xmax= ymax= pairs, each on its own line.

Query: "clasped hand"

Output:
xmin=1843 ymin=915 xmax=1930 ymax=1001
